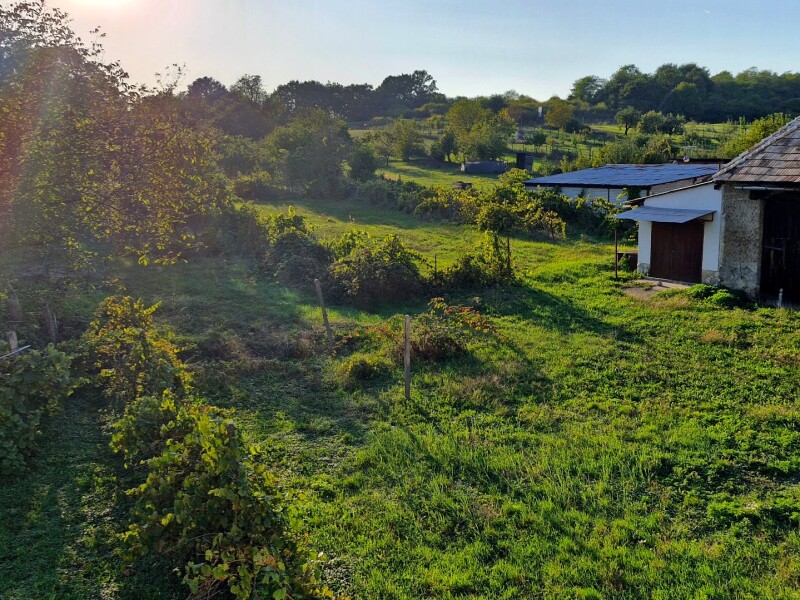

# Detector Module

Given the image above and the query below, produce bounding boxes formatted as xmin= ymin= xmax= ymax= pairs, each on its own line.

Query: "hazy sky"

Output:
xmin=30 ymin=0 xmax=800 ymax=98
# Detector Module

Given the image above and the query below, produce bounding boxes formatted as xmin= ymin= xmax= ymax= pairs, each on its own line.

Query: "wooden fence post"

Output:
xmin=7 ymin=330 xmax=18 ymax=351
xmin=314 ymin=278 xmax=334 ymax=351
xmin=6 ymin=284 xmax=22 ymax=323
xmin=42 ymin=302 xmax=58 ymax=343
xmin=404 ymin=315 xmax=411 ymax=401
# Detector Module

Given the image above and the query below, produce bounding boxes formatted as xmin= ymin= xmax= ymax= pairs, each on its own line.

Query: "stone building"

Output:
xmin=618 ymin=116 xmax=800 ymax=302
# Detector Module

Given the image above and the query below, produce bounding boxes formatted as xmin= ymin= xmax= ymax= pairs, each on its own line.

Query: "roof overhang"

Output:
xmin=613 ymin=207 xmax=714 ymax=223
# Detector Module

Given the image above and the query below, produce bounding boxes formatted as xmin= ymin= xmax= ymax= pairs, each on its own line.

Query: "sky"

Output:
xmin=22 ymin=0 xmax=800 ymax=99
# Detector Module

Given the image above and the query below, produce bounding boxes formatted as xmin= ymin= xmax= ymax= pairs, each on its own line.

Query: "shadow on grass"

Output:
xmin=0 ymin=396 xmax=181 ymax=599
xmin=480 ymin=283 xmax=640 ymax=342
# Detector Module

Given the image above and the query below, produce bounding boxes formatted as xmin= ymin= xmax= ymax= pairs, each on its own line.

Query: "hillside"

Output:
xmin=5 ymin=196 xmax=800 ymax=598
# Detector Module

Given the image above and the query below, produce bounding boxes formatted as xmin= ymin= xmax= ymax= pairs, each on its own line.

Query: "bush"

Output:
xmin=263 ymin=208 xmax=334 ymax=286
xmin=328 ymin=234 xmax=424 ymax=309
xmin=433 ymin=232 xmax=515 ymax=290
xmin=686 ymin=284 xmax=751 ymax=308
xmin=82 ymin=296 xmax=190 ymax=406
xmin=406 ymin=298 xmax=493 ymax=363
xmin=336 ymin=354 xmax=393 ymax=389
xmin=233 ymin=170 xmax=276 ymax=200
xmin=0 ymin=344 xmax=77 ymax=475
xmin=119 ymin=401 xmax=330 ymax=599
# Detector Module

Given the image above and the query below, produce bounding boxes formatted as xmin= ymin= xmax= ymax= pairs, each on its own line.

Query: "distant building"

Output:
xmin=616 ymin=117 xmax=800 ymax=301
xmin=461 ymin=161 xmax=508 ymax=174
xmin=524 ymin=163 xmax=722 ymax=205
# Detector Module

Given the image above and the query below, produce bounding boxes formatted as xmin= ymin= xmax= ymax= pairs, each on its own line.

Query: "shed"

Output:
xmin=524 ymin=163 xmax=721 ymax=205
xmin=615 ymin=116 xmax=800 ymax=301
xmin=461 ymin=161 xmax=508 ymax=174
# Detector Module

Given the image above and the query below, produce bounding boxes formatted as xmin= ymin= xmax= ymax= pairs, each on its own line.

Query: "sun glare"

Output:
xmin=68 ymin=0 xmax=138 ymax=10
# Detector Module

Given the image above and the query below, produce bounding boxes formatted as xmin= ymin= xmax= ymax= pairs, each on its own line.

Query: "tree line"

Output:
xmin=570 ymin=63 xmax=800 ymax=122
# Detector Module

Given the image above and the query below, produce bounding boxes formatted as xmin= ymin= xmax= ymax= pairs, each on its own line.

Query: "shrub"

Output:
xmin=328 ymin=234 xmax=424 ymax=309
xmin=405 ymin=298 xmax=494 ymax=363
xmin=262 ymin=209 xmax=334 ymax=285
xmin=336 ymin=353 xmax=393 ymax=389
xmin=82 ymin=296 xmax=190 ymax=406
xmin=433 ymin=232 xmax=515 ymax=290
xmin=0 ymin=344 xmax=77 ymax=475
xmin=119 ymin=402 xmax=330 ymax=599
xmin=233 ymin=170 xmax=276 ymax=200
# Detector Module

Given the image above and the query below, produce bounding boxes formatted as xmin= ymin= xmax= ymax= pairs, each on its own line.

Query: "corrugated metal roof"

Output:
xmin=613 ymin=207 xmax=715 ymax=223
xmin=714 ymin=116 xmax=800 ymax=184
xmin=523 ymin=163 xmax=719 ymax=189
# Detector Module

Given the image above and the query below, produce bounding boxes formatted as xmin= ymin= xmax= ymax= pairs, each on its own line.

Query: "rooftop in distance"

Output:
xmin=524 ymin=163 xmax=723 ymax=190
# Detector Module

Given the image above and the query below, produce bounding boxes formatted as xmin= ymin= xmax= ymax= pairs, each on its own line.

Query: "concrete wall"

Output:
xmin=636 ymin=183 xmax=723 ymax=284
xmin=717 ymin=185 xmax=764 ymax=297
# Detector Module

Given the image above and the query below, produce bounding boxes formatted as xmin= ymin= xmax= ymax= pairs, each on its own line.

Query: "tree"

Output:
xmin=544 ymin=100 xmax=576 ymax=130
xmin=375 ymin=70 xmax=439 ymax=112
xmin=570 ymin=75 xmax=605 ymax=103
xmin=720 ymin=113 xmax=793 ymax=158
xmin=266 ymin=109 xmax=351 ymax=195
xmin=390 ymin=119 xmax=424 ymax=161
xmin=348 ymin=142 xmax=379 ymax=181
xmin=231 ymin=74 xmax=266 ymax=105
xmin=615 ymin=106 xmax=641 ymax=135
xmin=638 ymin=110 xmax=667 ymax=134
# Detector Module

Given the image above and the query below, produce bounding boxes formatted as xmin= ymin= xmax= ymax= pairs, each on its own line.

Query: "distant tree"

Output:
xmin=638 ymin=110 xmax=667 ymax=134
xmin=526 ymin=130 xmax=547 ymax=151
xmin=720 ymin=113 xmax=793 ymax=158
xmin=570 ymin=75 xmax=605 ymax=103
xmin=266 ymin=109 xmax=351 ymax=194
xmin=348 ymin=142 xmax=379 ymax=181
xmin=544 ymin=101 xmax=576 ymax=130
xmin=231 ymin=74 xmax=267 ymax=105
xmin=615 ymin=106 xmax=641 ymax=135
xmin=186 ymin=76 xmax=228 ymax=102
xmin=390 ymin=119 xmax=424 ymax=161
xmin=375 ymin=70 xmax=439 ymax=112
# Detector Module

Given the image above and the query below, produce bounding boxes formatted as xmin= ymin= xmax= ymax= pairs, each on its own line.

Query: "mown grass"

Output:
xmin=3 ymin=195 xmax=800 ymax=598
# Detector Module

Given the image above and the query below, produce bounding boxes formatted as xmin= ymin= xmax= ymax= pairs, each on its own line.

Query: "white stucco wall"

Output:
xmin=636 ymin=182 xmax=723 ymax=280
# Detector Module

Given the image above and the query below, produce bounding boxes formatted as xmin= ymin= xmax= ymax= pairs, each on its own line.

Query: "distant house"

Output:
xmin=617 ymin=116 xmax=800 ymax=301
xmin=461 ymin=161 xmax=508 ymax=174
xmin=524 ymin=163 xmax=722 ymax=205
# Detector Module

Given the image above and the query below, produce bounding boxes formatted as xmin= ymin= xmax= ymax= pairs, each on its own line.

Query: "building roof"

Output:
xmin=613 ymin=206 xmax=714 ymax=223
xmin=714 ymin=116 xmax=800 ymax=185
xmin=524 ymin=163 xmax=720 ymax=190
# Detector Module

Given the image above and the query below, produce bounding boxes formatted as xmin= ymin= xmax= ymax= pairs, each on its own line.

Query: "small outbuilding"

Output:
xmin=524 ymin=163 xmax=722 ymax=205
xmin=617 ymin=116 xmax=800 ymax=301
xmin=461 ymin=161 xmax=508 ymax=174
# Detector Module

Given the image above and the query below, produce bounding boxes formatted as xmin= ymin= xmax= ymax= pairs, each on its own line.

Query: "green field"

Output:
xmin=5 ymin=195 xmax=800 ymax=598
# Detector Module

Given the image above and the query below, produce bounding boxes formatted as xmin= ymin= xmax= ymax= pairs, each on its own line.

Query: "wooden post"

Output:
xmin=7 ymin=330 xmax=18 ymax=351
xmin=404 ymin=315 xmax=411 ymax=401
xmin=614 ymin=227 xmax=619 ymax=280
xmin=6 ymin=284 xmax=22 ymax=323
xmin=42 ymin=302 xmax=58 ymax=343
xmin=314 ymin=278 xmax=334 ymax=351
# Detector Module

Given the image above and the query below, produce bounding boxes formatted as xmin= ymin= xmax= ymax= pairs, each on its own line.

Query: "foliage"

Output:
xmin=434 ymin=232 xmax=515 ymax=289
xmin=0 ymin=2 xmax=233 ymax=267
xmin=389 ymin=119 xmax=425 ymax=161
xmin=347 ymin=142 xmax=380 ymax=181
xmin=614 ymin=106 xmax=641 ymax=135
xmin=720 ymin=113 xmax=793 ymax=157
xmin=266 ymin=109 xmax=352 ymax=196
xmin=119 ymin=400 xmax=330 ymax=599
xmin=82 ymin=296 xmax=190 ymax=406
xmin=336 ymin=354 xmax=393 ymax=389
xmin=0 ymin=344 xmax=76 ymax=475
xmin=328 ymin=235 xmax=424 ymax=309
xmin=406 ymin=298 xmax=493 ymax=362
xmin=446 ymin=99 xmax=515 ymax=161
xmin=264 ymin=209 xmax=334 ymax=285
xmin=545 ymin=100 xmax=576 ymax=130
xmin=233 ymin=170 xmax=276 ymax=200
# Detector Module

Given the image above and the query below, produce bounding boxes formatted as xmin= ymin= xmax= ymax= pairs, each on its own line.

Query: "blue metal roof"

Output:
xmin=523 ymin=163 xmax=720 ymax=189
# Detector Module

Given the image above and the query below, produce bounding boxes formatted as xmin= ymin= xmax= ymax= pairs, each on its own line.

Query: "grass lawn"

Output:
xmin=4 ymin=196 xmax=800 ymax=598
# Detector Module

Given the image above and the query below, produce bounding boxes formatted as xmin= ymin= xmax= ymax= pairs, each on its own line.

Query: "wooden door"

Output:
xmin=649 ymin=221 xmax=704 ymax=283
